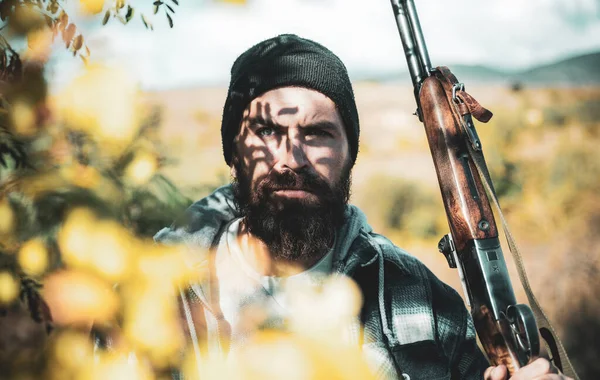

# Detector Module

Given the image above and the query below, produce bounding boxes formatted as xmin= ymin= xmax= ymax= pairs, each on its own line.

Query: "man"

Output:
xmin=155 ymin=34 xmax=567 ymax=380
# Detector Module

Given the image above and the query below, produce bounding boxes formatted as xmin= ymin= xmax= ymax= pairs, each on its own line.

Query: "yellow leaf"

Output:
xmin=18 ymin=239 xmax=49 ymax=276
xmin=11 ymin=100 xmax=36 ymax=137
xmin=25 ymin=27 xmax=53 ymax=64
xmin=43 ymin=270 xmax=119 ymax=326
xmin=59 ymin=209 xmax=134 ymax=282
xmin=122 ymin=289 xmax=184 ymax=367
xmin=80 ymin=0 xmax=105 ymax=15
xmin=0 ymin=198 xmax=14 ymax=236
xmin=73 ymin=34 xmax=84 ymax=51
xmin=0 ymin=272 xmax=19 ymax=304
xmin=125 ymin=152 xmax=158 ymax=185
xmin=53 ymin=331 xmax=94 ymax=371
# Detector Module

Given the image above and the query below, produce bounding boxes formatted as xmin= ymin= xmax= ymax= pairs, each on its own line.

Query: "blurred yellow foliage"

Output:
xmin=11 ymin=100 xmax=37 ymax=137
xmin=0 ymin=271 xmax=19 ymax=304
xmin=25 ymin=27 xmax=54 ymax=63
xmin=236 ymin=331 xmax=375 ymax=380
xmin=80 ymin=0 xmax=106 ymax=15
xmin=55 ymin=64 xmax=140 ymax=152
xmin=58 ymin=208 xmax=97 ymax=267
xmin=19 ymin=171 xmax=76 ymax=200
xmin=62 ymin=164 xmax=102 ymax=189
xmin=182 ymin=330 xmax=374 ymax=380
xmin=52 ymin=331 xmax=94 ymax=374
xmin=79 ymin=351 xmax=154 ymax=380
xmin=122 ymin=287 xmax=184 ymax=368
xmin=183 ymin=352 xmax=239 ymax=380
xmin=89 ymin=222 xmax=134 ymax=281
xmin=54 ymin=206 xmax=200 ymax=365
xmin=43 ymin=270 xmax=119 ymax=326
xmin=125 ymin=152 xmax=158 ymax=185
xmin=18 ymin=239 xmax=49 ymax=276
xmin=59 ymin=208 xmax=134 ymax=282
xmin=0 ymin=198 xmax=15 ymax=236
xmin=136 ymin=244 xmax=201 ymax=287
xmin=12 ymin=4 xmax=45 ymax=34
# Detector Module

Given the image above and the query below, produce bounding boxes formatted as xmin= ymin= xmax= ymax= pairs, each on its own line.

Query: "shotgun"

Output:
xmin=388 ymin=0 xmax=579 ymax=377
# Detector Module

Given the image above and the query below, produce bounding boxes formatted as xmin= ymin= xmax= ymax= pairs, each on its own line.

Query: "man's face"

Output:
xmin=231 ymin=86 xmax=352 ymax=265
xmin=233 ymin=87 xmax=350 ymax=202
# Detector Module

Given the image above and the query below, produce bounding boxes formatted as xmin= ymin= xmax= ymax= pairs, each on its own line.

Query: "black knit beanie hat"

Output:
xmin=221 ymin=34 xmax=359 ymax=166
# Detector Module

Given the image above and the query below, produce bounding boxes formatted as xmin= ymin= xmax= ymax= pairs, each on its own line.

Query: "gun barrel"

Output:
xmin=405 ymin=0 xmax=432 ymax=75
xmin=390 ymin=0 xmax=432 ymax=90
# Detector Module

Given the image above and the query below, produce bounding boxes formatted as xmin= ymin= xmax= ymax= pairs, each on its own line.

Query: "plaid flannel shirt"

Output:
xmin=154 ymin=185 xmax=489 ymax=380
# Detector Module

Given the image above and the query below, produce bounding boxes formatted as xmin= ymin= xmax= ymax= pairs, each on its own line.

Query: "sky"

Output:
xmin=46 ymin=0 xmax=600 ymax=90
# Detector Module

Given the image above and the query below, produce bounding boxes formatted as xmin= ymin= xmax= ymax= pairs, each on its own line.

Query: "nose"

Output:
xmin=275 ymin=135 xmax=308 ymax=172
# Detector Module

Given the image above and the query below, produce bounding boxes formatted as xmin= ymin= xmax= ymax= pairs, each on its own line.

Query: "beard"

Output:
xmin=232 ymin=161 xmax=351 ymax=266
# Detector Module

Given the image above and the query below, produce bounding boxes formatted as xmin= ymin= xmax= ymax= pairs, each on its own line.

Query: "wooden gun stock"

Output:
xmin=419 ymin=71 xmax=537 ymax=374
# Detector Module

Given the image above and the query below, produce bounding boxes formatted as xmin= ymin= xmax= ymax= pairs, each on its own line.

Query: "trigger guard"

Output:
xmin=506 ymin=304 xmax=541 ymax=360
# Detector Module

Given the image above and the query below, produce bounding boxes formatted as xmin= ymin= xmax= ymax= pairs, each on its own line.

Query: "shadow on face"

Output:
xmin=232 ymin=86 xmax=351 ymax=198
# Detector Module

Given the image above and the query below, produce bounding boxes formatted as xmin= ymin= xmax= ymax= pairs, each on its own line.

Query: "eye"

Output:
xmin=256 ymin=127 xmax=277 ymax=137
xmin=305 ymin=129 xmax=332 ymax=138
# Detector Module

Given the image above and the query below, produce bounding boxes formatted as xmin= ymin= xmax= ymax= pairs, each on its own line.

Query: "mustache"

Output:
xmin=258 ymin=169 xmax=332 ymax=194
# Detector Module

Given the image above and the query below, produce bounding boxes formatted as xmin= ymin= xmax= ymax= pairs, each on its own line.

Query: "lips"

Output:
xmin=271 ymin=187 xmax=312 ymax=192
xmin=272 ymin=189 xmax=315 ymax=199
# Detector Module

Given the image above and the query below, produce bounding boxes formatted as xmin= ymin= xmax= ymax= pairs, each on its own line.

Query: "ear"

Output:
xmin=230 ymin=164 xmax=237 ymax=179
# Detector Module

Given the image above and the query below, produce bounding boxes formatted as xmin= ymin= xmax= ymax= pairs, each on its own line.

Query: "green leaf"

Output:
xmin=153 ymin=4 xmax=159 ymax=14
xmin=166 ymin=4 xmax=174 ymax=13
xmin=153 ymin=1 xmax=163 ymax=5
xmin=166 ymin=12 xmax=173 ymax=28
xmin=125 ymin=5 xmax=134 ymax=22
xmin=171 ymin=0 xmax=179 ymax=5
xmin=102 ymin=10 xmax=111 ymax=25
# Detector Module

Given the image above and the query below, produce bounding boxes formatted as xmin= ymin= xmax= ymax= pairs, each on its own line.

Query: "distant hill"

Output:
xmin=446 ymin=64 xmax=508 ymax=84
xmin=511 ymin=52 xmax=600 ymax=85
xmin=367 ymin=51 xmax=600 ymax=86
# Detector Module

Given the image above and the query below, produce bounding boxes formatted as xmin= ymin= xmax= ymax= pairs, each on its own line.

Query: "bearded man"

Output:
xmin=155 ymin=34 xmax=566 ymax=380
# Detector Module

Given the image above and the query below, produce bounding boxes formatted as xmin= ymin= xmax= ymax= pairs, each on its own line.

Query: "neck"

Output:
xmin=238 ymin=220 xmax=330 ymax=277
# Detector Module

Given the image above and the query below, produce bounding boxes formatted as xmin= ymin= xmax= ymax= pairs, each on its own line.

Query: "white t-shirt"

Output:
xmin=213 ymin=218 xmax=334 ymax=352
